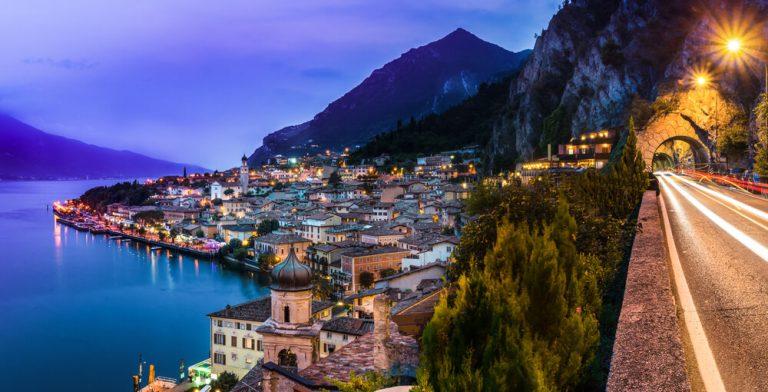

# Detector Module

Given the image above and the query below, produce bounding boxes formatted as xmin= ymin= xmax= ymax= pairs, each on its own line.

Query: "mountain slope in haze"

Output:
xmin=0 ymin=114 xmax=208 ymax=180
xmin=248 ymin=28 xmax=530 ymax=165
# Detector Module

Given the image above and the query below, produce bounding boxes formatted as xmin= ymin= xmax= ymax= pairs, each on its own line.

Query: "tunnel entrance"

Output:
xmin=651 ymin=136 xmax=710 ymax=172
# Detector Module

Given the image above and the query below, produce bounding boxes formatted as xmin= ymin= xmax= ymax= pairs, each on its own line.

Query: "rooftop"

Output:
xmin=320 ymin=317 xmax=374 ymax=336
xmin=255 ymin=231 xmax=311 ymax=245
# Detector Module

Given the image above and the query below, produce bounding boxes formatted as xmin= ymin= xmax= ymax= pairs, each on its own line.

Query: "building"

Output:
xmin=253 ymin=231 xmax=312 ymax=261
xmin=221 ymin=224 xmax=258 ymax=243
xmin=240 ymin=155 xmax=250 ymax=195
xmin=208 ymin=297 xmax=272 ymax=379
xmin=557 ymin=129 xmax=615 ymax=169
xmin=160 ymin=207 xmax=202 ymax=224
xmin=374 ymin=262 xmax=447 ymax=292
xmin=397 ymin=233 xmax=458 ymax=269
xmin=340 ymin=247 xmax=411 ymax=292
xmin=297 ymin=213 xmax=342 ymax=243
xmin=319 ymin=317 xmax=373 ymax=358
xmin=359 ymin=228 xmax=406 ymax=246
xmin=210 ymin=181 xmax=223 ymax=200
xmin=208 ymin=294 xmax=334 ymax=380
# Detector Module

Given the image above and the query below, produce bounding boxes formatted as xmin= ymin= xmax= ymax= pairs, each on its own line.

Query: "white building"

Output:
xmin=210 ymin=182 xmax=223 ymax=200
xmin=297 ymin=213 xmax=342 ymax=243
xmin=398 ymin=233 xmax=458 ymax=269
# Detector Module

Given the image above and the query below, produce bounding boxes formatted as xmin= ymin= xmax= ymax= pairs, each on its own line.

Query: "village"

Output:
xmin=53 ymin=148 xmax=479 ymax=391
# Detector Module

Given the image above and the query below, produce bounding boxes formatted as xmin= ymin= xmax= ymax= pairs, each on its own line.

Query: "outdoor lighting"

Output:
xmin=726 ymin=37 xmax=743 ymax=53
xmin=696 ymin=74 xmax=709 ymax=87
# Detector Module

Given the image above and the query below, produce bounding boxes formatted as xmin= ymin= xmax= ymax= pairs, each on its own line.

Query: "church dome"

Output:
xmin=270 ymin=249 xmax=313 ymax=291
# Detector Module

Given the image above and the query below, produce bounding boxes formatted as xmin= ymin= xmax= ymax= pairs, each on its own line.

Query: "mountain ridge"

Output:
xmin=248 ymin=28 xmax=530 ymax=165
xmin=0 ymin=114 xmax=208 ymax=180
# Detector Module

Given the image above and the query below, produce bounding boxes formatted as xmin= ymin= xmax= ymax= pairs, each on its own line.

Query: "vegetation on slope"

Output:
xmin=417 ymin=125 xmax=647 ymax=391
xmin=350 ymin=75 xmax=515 ymax=166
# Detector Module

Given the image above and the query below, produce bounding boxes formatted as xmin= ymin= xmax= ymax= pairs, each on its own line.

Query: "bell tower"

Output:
xmin=239 ymin=154 xmax=249 ymax=195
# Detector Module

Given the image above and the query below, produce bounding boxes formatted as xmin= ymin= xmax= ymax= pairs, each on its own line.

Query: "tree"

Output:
xmin=195 ymin=229 xmax=205 ymax=238
xmin=329 ymin=170 xmax=343 ymax=188
xmin=212 ymin=198 xmax=223 ymax=206
xmin=233 ymin=247 xmax=249 ymax=261
xmin=328 ymin=371 xmax=394 ymax=392
xmin=754 ymin=93 xmax=768 ymax=175
xmin=258 ymin=252 xmax=277 ymax=270
xmin=169 ymin=228 xmax=179 ymax=243
xmin=133 ymin=210 xmax=164 ymax=225
xmin=229 ymin=238 xmax=243 ymax=250
xmin=257 ymin=219 xmax=280 ymax=235
xmin=419 ymin=200 xmax=600 ymax=391
xmin=210 ymin=371 xmax=238 ymax=392
xmin=359 ymin=272 xmax=375 ymax=289
xmin=137 ymin=227 xmax=147 ymax=236
xmin=380 ymin=268 xmax=397 ymax=278
xmin=158 ymin=230 xmax=168 ymax=242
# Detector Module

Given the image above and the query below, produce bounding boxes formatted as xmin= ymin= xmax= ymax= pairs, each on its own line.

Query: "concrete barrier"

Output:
xmin=606 ymin=191 xmax=690 ymax=391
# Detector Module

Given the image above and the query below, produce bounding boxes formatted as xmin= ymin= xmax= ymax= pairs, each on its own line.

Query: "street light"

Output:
xmin=726 ymin=38 xmax=743 ymax=54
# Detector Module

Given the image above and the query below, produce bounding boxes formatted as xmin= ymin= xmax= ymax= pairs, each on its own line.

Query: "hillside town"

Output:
xmin=54 ymin=149 xmax=476 ymax=391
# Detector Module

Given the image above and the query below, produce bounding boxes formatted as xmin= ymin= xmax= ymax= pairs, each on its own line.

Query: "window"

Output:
xmin=323 ymin=343 xmax=327 ymax=352
xmin=357 ymin=298 xmax=362 ymax=306
xmin=257 ymin=340 xmax=263 ymax=351
xmin=216 ymin=320 xmax=223 ymax=327
xmin=243 ymin=338 xmax=255 ymax=350
xmin=213 ymin=352 xmax=226 ymax=365
xmin=246 ymin=323 xmax=252 ymax=331
xmin=326 ymin=332 xmax=332 ymax=339
xmin=327 ymin=344 xmax=336 ymax=354
xmin=278 ymin=349 xmax=298 ymax=369
xmin=214 ymin=333 xmax=226 ymax=345
xmin=284 ymin=306 xmax=290 ymax=323
xmin=342 ymin=334 xmax=348 ymax=341
xmin=236 ymin=322 xmax=241 ymax=329
xmin=231 ymin=336 xmax=237 ymax=347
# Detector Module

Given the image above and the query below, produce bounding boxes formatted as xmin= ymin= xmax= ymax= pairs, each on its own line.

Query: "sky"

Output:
xmin=0 ymin=0 xmax=560 ymax=170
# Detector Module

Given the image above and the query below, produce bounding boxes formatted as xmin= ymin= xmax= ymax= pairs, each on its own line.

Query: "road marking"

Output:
xmin=661 ymin=175 xmax=768 ymax=262
xmin=658 ymin=178 xmax=727 ymax=392
xmin=676 ymin=178 xmax=768 ymax=233
xmin=672 ymin=173 xmax=768 ymax=223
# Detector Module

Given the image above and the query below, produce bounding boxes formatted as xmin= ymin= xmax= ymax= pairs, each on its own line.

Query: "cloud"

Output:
xmin=23 ymin=57 xmax=97 ymax=70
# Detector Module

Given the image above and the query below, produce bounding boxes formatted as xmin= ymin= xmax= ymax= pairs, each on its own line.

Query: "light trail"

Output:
xmin=659 ymin=174 xmax=768 ymax=263
xmin=671 ymin=172 xmax=768 ymax=223
xmin=658 ymin=184 xmax=726 ymax=392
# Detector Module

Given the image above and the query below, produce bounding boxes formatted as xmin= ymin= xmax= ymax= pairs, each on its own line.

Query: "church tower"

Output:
xmin=257 ymin=249 xmax=317 ymax=371
xmin=239 ymin=154 xmax=249 ymax=195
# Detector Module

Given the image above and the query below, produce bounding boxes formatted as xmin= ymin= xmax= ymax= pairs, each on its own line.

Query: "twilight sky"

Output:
xmin=0 ymin=0 xmax=559 ymax=169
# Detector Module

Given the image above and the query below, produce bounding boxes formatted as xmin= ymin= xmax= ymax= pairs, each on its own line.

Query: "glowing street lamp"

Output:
xmin=726 ymin=38 xmax=743 ymax=54
xmin=696 ymin=74 xmax=710 ymax=87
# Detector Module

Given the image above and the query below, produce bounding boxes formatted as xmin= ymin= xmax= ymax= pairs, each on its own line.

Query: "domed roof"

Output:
xmin=270 ymin=248 xmax=313 ymax=291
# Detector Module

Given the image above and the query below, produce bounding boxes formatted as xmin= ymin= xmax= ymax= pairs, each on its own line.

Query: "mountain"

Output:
xmin=0 ymin=114 xmax=208 ymax=180
xmin=485 ymin=0 xmax=765 ymax=170
xmin=248 ymin=28 xmax=531 ymax=165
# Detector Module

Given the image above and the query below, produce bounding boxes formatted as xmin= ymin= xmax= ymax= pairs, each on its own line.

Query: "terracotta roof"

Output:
xmin=321 ymin=317 xmax=374 ymax=336
xmin=208 ymin=297 xmax=334 ymax=322
xmin=256 ymin=231 xmax=311 ymax=245
xmin=208 ymin=296 xmax=271 ymax=322
xmin=299 ymin=322 xmax=419 ymax=385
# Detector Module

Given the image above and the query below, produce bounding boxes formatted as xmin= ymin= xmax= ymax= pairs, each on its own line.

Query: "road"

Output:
xmin=658 ymin=172 xmax=768 ymax=391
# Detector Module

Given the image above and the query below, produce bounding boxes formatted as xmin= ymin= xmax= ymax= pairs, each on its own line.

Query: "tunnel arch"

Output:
xmin=637 ymin=113 xmax=711 ymax=170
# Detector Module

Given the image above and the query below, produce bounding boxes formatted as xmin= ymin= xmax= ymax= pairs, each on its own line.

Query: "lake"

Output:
xmin=0 ymin=180 xmax=270 ymax=391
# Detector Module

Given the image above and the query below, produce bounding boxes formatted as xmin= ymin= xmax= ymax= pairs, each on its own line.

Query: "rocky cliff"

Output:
xmin=489 ymin=0 xmax=768 ymax=170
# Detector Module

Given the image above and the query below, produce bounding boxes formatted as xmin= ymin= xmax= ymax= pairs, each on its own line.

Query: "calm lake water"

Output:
xmin=0 ymin=180 xmax=269 ymax=391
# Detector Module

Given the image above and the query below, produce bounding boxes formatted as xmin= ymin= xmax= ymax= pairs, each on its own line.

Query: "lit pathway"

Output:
xmin=658 ymin=172 xmax=768 ymax=391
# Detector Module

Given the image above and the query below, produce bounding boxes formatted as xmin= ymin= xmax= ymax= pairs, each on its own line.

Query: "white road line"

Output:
xmin=661 ymin=175 xmax=768 ymax=262
xmin=672 ymin=173 xmax=768 ymax=223
xmin=658 ymin=176 xmax=727 ymax=392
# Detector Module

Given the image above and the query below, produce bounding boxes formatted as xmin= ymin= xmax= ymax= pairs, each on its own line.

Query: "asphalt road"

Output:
xmin=658 ymin=172 xmax=768 ymax=391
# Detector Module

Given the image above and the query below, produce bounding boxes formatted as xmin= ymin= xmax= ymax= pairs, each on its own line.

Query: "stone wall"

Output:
xmin=606 ymin=191 xmax=689 ymax=391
